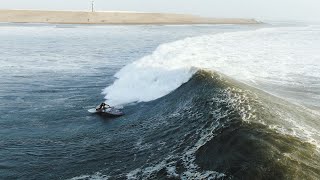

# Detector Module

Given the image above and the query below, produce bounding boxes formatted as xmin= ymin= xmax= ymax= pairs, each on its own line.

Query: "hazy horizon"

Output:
xmin=1 ymin=0 xmax=320 ymax=22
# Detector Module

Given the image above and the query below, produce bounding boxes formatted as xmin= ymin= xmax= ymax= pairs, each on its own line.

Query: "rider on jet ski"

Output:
xmin=96 ymin=102 xmax=110 ymax=111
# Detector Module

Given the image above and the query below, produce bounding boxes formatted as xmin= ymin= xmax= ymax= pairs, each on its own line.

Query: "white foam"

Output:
xmin=103 ymin=25 xmax=320 ymax=106
xmin=69 ymin=172 xmax=109 ymax=180
xmin=125 ymin=105 xmax=227 ymax=179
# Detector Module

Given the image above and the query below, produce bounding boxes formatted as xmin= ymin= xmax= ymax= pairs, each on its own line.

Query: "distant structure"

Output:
xmin=91 ymin=0 xmax=94 ymax=12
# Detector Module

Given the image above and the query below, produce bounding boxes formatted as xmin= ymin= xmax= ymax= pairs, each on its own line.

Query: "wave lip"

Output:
xmin=102 ymin=56 xmax=197 ymax=105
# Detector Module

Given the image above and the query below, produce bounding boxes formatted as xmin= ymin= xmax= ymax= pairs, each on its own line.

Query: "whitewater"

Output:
xmin=104 ymin=25 xmax=320 ymax=109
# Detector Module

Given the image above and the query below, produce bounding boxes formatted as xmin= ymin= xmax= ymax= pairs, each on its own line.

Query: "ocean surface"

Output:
xmin=0 ymin=23 xmax=320 ymax=179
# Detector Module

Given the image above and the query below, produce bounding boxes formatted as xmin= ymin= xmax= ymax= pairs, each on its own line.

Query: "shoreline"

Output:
xmin=0 ymin=9 xmax=260 ymax=25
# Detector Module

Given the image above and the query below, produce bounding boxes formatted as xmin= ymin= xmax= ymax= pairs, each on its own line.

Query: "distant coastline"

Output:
xmin=0 ymin=9 xmax=260 ymax=25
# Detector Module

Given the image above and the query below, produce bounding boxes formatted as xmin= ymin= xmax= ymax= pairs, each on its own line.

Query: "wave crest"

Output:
xmin=103 ymin=25 xmax=320 ymax=106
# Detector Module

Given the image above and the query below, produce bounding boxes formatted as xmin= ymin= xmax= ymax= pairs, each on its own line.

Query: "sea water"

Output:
xmin=0 ymin=23 xmax=320 ymax=179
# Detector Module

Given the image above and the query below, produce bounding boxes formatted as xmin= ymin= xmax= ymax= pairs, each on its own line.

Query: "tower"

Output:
xmin=91 ymin=0 xmax=94 ymax=12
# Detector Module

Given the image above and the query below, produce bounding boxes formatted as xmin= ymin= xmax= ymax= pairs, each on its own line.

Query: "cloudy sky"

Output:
xmin=1 ymin=0 xmax=319 ymax=22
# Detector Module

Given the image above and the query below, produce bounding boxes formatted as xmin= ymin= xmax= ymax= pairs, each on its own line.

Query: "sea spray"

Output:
xmin=103 ymin=26 xmax=320 ymax=107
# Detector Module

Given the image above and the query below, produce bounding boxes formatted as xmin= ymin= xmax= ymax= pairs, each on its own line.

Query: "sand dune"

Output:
xmin=0 ymin=10 xmax=259 ymax=24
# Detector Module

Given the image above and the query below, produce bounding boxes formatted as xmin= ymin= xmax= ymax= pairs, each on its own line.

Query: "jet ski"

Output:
xmin=88 ymin=105 xmax=124 ymax=116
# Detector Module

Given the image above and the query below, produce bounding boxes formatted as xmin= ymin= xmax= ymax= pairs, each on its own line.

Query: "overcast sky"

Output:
xmin=1 ymin=0 xmax=319 ymax=22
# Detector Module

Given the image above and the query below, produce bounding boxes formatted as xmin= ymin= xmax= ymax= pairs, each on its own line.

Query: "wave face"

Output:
xmin=103 ymin=25 xmax=320 ymax=108
xmin=94 ymin=71 xmax=320 ymax=179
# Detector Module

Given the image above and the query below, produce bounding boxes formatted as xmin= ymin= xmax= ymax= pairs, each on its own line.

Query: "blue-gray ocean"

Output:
xmin=1 ymin=23 xmax=320 ymax=179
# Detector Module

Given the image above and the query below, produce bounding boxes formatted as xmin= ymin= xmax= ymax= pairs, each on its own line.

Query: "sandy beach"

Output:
xmin=0 ymin=9 xmax=259 ymax=24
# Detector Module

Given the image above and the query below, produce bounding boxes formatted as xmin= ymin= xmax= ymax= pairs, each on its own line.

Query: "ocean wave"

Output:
xmin=95 ymin=25 xmax=320 ymax=179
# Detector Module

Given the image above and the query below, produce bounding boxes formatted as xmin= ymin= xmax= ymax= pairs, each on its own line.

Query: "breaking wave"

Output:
xmin=85 ymin=25 xmax=320 ymax=179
